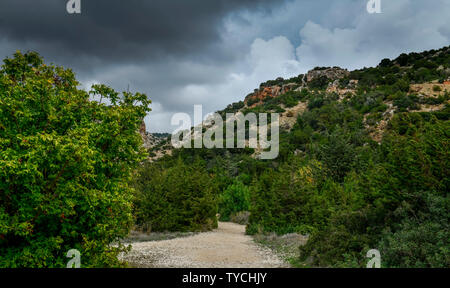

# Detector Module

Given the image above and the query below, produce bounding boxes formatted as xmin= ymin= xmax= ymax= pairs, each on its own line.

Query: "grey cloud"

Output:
xmin=295 ymin=0 xmax=450 ymax=71
xmin=0 ymin=0 xmax=279 ymax=67
xmin=1 ymin=0 xmax=449 ymax=132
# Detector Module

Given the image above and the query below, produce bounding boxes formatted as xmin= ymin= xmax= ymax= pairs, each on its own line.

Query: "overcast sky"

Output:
xmin=1 ymin=0 xmax=449 ymax=132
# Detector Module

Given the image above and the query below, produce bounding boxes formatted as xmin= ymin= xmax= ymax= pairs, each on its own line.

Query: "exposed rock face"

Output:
xmin=282 ymin=83 xmax=299 ymax=91
xmin=326 ymin=79 xmax=358 ymax=96
xmin=139 ymin=121 xmax=153 ymax=150
xmin=139 ymin=121 xmax=168 ymax=150
xmin=244 ymin=83 xmax=299 ymax=107
xmin=244 ymin=67 xmax=349 ymax=107
xmin=245 ymin=87 xmax=274 ymax=107
xmin=306 ymin=67 xmax=349 ymax=83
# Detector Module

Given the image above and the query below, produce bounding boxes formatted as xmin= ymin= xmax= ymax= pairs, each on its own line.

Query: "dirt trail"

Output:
xmin=121 ymin=222 xmax=288 ymax=268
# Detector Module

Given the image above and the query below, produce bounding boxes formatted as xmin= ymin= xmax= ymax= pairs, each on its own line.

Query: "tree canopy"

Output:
xmin=0 ymin=51 xmax=151 ymax=267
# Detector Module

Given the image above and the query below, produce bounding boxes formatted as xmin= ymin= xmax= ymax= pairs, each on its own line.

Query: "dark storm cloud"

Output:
xmin=1 ymin=0 xmax=449 ymax=132
xmin=0 ymin=0 xmax=279 ymax=65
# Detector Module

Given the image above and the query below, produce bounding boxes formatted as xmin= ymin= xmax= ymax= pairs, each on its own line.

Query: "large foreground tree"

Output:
xmin=0 ymin=51 xmax=151 ymax=267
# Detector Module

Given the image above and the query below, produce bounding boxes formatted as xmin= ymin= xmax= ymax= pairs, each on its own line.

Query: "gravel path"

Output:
xmin=121 ymin=222 xmax=288 ymax=268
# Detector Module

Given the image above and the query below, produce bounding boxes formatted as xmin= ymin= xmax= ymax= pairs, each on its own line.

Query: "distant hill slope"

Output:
xmin=134 ymin=46 xmax=449 ymax=268
xmin=145 ymin=45 xmax=450 ymax=160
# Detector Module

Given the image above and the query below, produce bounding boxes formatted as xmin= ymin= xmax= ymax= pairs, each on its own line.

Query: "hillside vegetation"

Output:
xmin=1 ymin=46 xmax=448 ymax=268
xmin=137 ymin=46 xmax=450 ymax=268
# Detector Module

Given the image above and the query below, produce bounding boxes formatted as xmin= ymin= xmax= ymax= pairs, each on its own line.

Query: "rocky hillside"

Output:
xmin=223 ymin=46 xmax=450 ymax=137
xmin=244 ymin=67 xmax=350 ymax=107
xmin=134 ymin=45 xmax=450 ymax=268
xmin=139 ymin=122 xmax=172 ymax=160
xmin=145 ymin=45 xmax=450 ymax=160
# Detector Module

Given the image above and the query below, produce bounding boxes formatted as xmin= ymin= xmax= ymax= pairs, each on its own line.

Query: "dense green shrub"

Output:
xmin=298 ymin=118 xmax=449 ymax=267
xmin=379 ymin=58 xmax=393 ymax=68
xmin=378 ymin=190 xmax=449 ymax=268
xmin=307 ymin=96 xmax=325 ymax=110
xmin=392 ymin=93 xmax=420 ymax=111
xmin=308 ymin=75 xmax=329 ymax=90
xmin=318 ymin=129 xmax=356 ymax=182
xmin=132 ymin=158 xmax=218 ymax=232
xmin=246 ymin=97 xmax=260 ymax=106
xmin=433 ymin=85 xmax=442 ymax=92
xmin=129 ymin=45 xmax=449 ymax=268
xmin=223 ymin=47 xmax=448 ymax=267
xmin=248 ymin=158 xmax=325 ymax=235
xmin=218 ymin=181 xmax=250 ymax=221
xmin=0 ymin=52 xmax=151 ymax=267
xmin=348 ymin=91 xmax=387 ymax=114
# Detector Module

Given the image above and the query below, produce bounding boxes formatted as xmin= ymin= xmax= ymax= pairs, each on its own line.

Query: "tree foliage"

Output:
xmin=218 ymin=180 xmax=250 ymax=221
xmin=143 ymin=45 xmax=449 ymax=268
xmin=132 ymin=158 xmax=218 ymax=232
xmin=0 ymin=51 xmax=151 ymax=267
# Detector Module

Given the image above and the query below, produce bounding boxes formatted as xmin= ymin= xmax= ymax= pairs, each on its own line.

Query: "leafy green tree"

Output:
xmin=379 ymin=58 xmax=392 ymax=68
xmin=308 ymin=75 xmax=330 ymax=90
xmin=218 ymin=181 xmax=250 ymax=221
xmin=133 ymin=158 xmax=218 ymax=232
xmin=299 ymin=117 xmax=449 ymax=267
xmin=0 ymin=51 xmax=151 ymax=267
xmin=318 ymin=128 xmax=356 ymax=182
xmin=378 ymin=191 xmax=449 ymax=268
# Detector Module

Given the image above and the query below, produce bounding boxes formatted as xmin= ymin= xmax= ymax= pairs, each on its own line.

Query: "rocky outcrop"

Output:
xmin=139 ymin=121 xmax=152 ymax=150
xmin=306 ymin=67 xmax=349 ymax=83
xmin=326 ymin=79 xmax=358 ymax=96
xmin=139 ymin=121 xmax=169 ymax=150
xmin=244 ymin=67 xmax=350 ymax=107
xmin=244 ymin=83 xmax=300 ymax=107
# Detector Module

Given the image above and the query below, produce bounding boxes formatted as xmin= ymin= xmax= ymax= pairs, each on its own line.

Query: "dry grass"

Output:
xmin=410 ymin=82 xmax=450 ymax=97
xmin=123 ymin=230 xmax=197 ymax=244
xmin=252 ymin=232 xmax=309 ymax=267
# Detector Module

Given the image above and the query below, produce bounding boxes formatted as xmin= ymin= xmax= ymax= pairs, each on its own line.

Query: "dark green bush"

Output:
xmin=218 ymin=181 xmax=250 ymax=221
xmin=132 ymin=159 xmax=218 ymax=232
xmin=298 ymin=118 xmax=449 ymax=267
xmin=308 ymin=75 xmax=330 ymax=90
xmin=393 ymin=93 xmax=420 ymax=111
xmin=378 ymin=190 xmax=449 ymax=268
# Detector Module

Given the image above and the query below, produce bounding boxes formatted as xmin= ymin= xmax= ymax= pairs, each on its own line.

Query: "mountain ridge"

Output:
xmin=144 ymin=45 xmax=450 ymax=160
